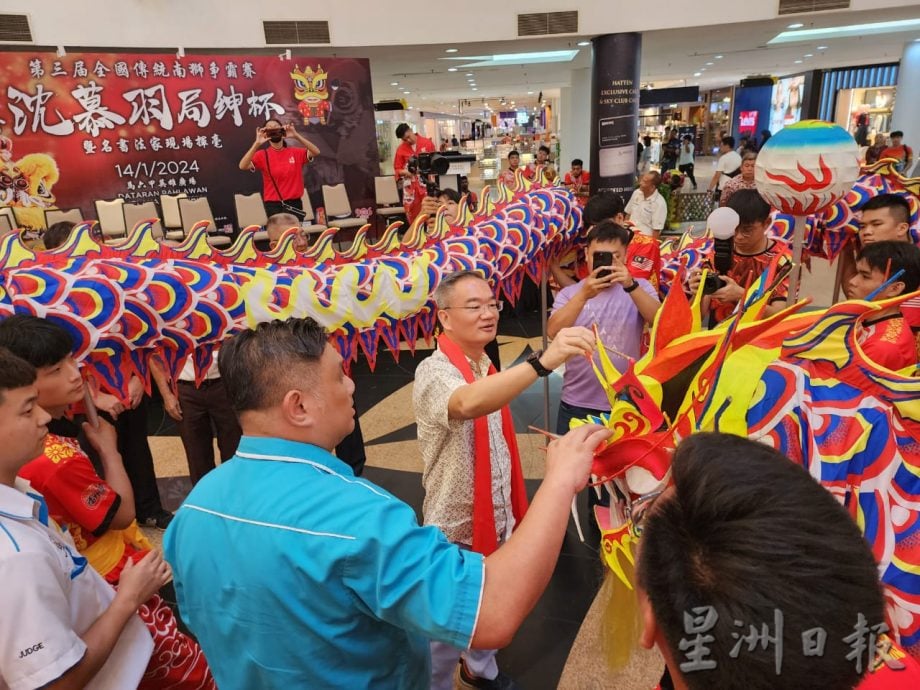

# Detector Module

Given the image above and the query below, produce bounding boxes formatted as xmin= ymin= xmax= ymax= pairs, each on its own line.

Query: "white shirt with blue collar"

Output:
xmin=0 ymin=479 xmax=153 ymax=690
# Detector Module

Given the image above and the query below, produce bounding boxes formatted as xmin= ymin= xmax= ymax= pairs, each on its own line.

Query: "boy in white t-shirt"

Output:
xmin=0 ymin=347 xmax=168 ymax=690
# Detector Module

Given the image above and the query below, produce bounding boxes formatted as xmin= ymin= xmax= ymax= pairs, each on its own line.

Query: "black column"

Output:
xmin=590 ymin=33 xmax=641 ymax=198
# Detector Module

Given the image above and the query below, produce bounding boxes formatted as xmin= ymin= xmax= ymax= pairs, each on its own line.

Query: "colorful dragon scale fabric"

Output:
xmin=0 ymin=175 xmax=580 ymax=399
xmin=583 ymin=273 xmax=920 ymax=655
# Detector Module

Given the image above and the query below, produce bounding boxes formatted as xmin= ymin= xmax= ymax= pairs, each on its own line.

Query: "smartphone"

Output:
xmin=593 ymin=251 xmax=614 ymax=279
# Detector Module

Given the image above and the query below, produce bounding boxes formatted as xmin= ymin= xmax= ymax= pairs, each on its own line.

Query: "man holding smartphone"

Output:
xmin=547 ymin=221 xmax=659 ymax=527
xmin=548 ymin=221 xmax=660 ymax=434
xmin=238 ymin=118 xmax=320 ymax=220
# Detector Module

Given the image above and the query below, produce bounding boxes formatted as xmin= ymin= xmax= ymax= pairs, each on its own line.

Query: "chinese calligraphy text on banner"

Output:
xmin=0 ymin=52 xmax=380 ymax=230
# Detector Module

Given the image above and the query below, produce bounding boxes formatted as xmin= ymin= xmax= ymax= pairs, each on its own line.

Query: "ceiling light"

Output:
xmin=787 ymin=23 xmax=804 ymax=29
xmin=804 ymin=53 xmax=813 ymax=57
xmin=404 ymin=91 xmax=411 ymax=94
xmin=770 ymin=18 xmax=920 ymax=44
xmin=715 ymin=54 xmax=723 ymax=59
xmin=390 ymin=82 xmax=398 ymax=86
xmin=817 ymin=45 xmax=828 ymax=49
xmin=705 ymin=62 xmax=714 ymax=65
xmin=527 ymin=91 xmax=534 ymax=94
xmin=465 ymin=73 xmax=474 ymax=77
xmin=794 ymin=60 xmax=803 ymax=64
xmin=700 ymin=68 xmax=706 ymax=71
xmin=722 ymin=97 xmax=731 ymax=103
xmin=440 ymin=49 xmax=579 ymax=67
xmin=448 ymin=67 xmax=457 ymax=72
xmin=577 ymin=41 xmax=591 ymax=46
xmin=693 ymin=71 xmax=702 ymax=77
xmin=471 ymin=88 xmax=478 ymax=91
xmin=445 ymin=48 xmax=458 ymax=53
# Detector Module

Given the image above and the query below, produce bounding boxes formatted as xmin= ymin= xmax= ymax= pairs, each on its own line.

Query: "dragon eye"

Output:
xmin=314 ymin=79 xmax=325 ymax=90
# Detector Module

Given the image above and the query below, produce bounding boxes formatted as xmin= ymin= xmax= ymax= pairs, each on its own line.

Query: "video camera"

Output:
xmin=407 ymin=152 xmax=450 ymax=197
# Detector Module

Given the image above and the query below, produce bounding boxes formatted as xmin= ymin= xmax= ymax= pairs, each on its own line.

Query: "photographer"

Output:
xmin=689 ymin=189 xmax=791 ymax=325
xmin=394 ymin=124 xmax=436 ymax=184
xmin=402 ymin=152 xmax=451 ymax=224
xmin=547 ymin=221 xmax=659 ymax=526
xmin=238 ymin=118 xmax=320 ymax=220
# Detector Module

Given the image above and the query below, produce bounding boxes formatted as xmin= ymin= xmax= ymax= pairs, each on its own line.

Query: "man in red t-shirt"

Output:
xmin=238 ymin=117 xmax=320 ymax=221
xmin=393 ymin=123 xmax=436 ymax=186
xmin=880 ymin=130 xmax=914 ymax=174
xmin=846 ymin=241 xmax=920 ymax=371
xmin=563 ymin=159 xmax=591 ymax=207
xmin=549 ymin=192 xmax=661 ymax=291
xmin=690 ymin=190 xmax=791 ymax=324
xmin=499 ymin=150 xmax=524 ymax=186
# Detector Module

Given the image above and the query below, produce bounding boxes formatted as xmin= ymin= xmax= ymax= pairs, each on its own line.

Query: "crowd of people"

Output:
xmin=1 ymin=116 xmax=919 ymax=690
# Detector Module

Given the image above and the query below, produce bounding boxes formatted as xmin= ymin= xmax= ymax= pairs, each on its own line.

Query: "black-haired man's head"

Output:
xmin=637 ymin=432 xmax=885 ymax=690
xmin=0 ymin=315 xmax=83 ymax=417
xmin=859 ymin=194 xmax=911 ymax=244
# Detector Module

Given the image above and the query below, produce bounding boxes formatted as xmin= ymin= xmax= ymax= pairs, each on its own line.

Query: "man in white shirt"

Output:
xmin=707 ymin=135 xmax=743 ymax=200
xmin=0 ymin=347 xmax=168 ymax=689
xmin=625 ymin=171 xmax=669 ymax=239
xmin=677 ymin=134 xmax=697 ymax=189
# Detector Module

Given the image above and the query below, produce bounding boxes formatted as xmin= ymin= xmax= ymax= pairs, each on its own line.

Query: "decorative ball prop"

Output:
xmin=707 ymin=207 xmax=740 ymax=240
xmin=755 ymin=121 xmax=860 ymax=216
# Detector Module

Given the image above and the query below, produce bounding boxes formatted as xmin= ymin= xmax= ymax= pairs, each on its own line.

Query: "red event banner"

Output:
xmin=0 ymin=51 xmax=380 ymax=230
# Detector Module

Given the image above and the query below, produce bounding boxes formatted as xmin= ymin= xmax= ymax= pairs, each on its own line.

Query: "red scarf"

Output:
xmin=437 ymin=334 xmax=529 ymax=555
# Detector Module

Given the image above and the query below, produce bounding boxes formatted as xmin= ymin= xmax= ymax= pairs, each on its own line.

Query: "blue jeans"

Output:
xmin=557 ymin=401 xmax=610 ymax=519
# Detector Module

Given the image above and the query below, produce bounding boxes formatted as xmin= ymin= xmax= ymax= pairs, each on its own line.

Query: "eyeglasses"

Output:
xmin=442 ymin=301 xmax=504 ymax=314
xmin=627 ymin=489 xmax=664 ymax=539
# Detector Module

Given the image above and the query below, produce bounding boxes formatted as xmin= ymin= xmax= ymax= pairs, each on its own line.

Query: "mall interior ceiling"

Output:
xmin=3 ymin=1 xmax=918 ymax=116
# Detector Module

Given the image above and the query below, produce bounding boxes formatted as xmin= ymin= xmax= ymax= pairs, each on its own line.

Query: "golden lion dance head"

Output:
xmin=290 ymin=64 xmax=329 ymax=103
xmin=1 ymin=152 xmax=60 ymax=230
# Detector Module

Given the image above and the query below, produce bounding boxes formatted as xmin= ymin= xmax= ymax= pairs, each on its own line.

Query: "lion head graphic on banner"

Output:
xmin=0 ymin=134 xmax=60 ymax=230
xmin=290 ymin=64 xmax=333 ymax=125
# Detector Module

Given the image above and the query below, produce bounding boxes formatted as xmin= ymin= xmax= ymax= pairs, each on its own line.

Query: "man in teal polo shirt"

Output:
xmin=164 ymin=317 xmax=609 ymax=689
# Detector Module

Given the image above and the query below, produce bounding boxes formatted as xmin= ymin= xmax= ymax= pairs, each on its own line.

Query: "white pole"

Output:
xmin=540 ymin=268 xmax=550 ymax=431
xmin=786 ymin=215 xmax=807 ymax=305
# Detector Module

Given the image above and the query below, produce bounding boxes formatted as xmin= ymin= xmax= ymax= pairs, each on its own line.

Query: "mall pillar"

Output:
xmin=559 ymin=67 xmax=591 ymax=178
xmin=590 ymin=33 xmax=641 ymax=197
xmin=890 ymin=40 xmax=920 ymax=156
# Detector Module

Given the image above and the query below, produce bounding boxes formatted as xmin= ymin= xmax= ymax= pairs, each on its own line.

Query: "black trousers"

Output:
xmin=176 ymin=378 xmax=242 ymax=485
xmin=679 ymin=163 xmax=697 ymax=187
xmin=115 ymin=399 xmax=165 ymax=519
xmin=264 ymin=198 xmax=305 ymax=221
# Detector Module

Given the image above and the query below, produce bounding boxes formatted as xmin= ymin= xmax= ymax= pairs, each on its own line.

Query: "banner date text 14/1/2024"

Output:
xmin=114 ymin=160 xmax=201 ymax=179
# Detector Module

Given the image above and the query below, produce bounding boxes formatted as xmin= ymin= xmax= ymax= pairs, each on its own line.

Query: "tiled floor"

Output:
xmin=146 ymin=306 xmax=622 ymax=689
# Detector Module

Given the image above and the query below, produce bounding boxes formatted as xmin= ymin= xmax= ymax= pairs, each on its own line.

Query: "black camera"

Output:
xmin=702 ymin=273 xmax=726 ymax=294
xmin=407 ymin=153 xmax=450 ymax=197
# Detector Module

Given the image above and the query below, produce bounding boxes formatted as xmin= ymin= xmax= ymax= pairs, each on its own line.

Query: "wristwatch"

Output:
xmin=526 ymin=350 xmax=553 ymax=377
xmin=624 ymin=281 xmax=639 ymax=293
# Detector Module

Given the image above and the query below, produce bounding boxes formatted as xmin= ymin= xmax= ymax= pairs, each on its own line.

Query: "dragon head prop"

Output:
xmin=577 ymin=263 xmax=920 ymax=657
